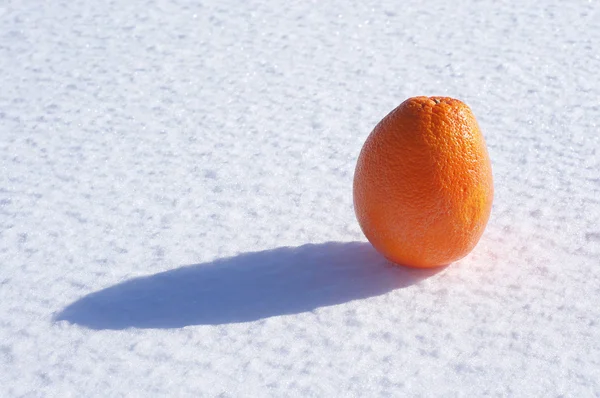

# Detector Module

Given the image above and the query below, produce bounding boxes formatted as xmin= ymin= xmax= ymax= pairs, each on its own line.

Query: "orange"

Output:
xmin=353 ymin=96 xmax=493 ymax=268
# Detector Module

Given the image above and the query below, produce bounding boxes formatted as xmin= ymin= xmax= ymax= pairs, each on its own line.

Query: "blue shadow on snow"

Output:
xmin=55 ymin=241 xmax=443 ymax=329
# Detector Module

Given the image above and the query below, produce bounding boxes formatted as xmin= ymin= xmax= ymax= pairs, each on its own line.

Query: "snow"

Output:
xmin=1 ymin=0 xmax=599 ymax=396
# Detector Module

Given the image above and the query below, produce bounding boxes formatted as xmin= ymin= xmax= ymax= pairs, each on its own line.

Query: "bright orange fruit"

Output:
xmin=353 ymin=96 xmax=494 ymax=268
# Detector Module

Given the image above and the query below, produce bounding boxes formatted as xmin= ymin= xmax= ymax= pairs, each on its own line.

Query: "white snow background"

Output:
xmin=1 ymin=0 xmax=599 ymax=396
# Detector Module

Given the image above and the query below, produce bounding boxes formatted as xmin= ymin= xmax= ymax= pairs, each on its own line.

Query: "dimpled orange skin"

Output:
xmin=353 ymin=96 xmax=494 ymax=268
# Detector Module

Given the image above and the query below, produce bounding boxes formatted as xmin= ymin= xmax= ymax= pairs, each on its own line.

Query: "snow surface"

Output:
xmin=1 ymin=0 xmax=599 ymax=396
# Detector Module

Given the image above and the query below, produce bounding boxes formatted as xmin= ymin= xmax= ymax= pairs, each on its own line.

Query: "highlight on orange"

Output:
xmin=353 ymin=96 xmax=494 ymax=268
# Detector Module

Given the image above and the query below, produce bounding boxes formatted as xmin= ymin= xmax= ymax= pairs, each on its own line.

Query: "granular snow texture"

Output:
xmin=1 ymin=0 xmax=599 ymax=396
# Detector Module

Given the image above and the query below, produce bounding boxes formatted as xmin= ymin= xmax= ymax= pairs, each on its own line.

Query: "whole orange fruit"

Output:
xmin=353 ymin=96 xmax=493 ymax=268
